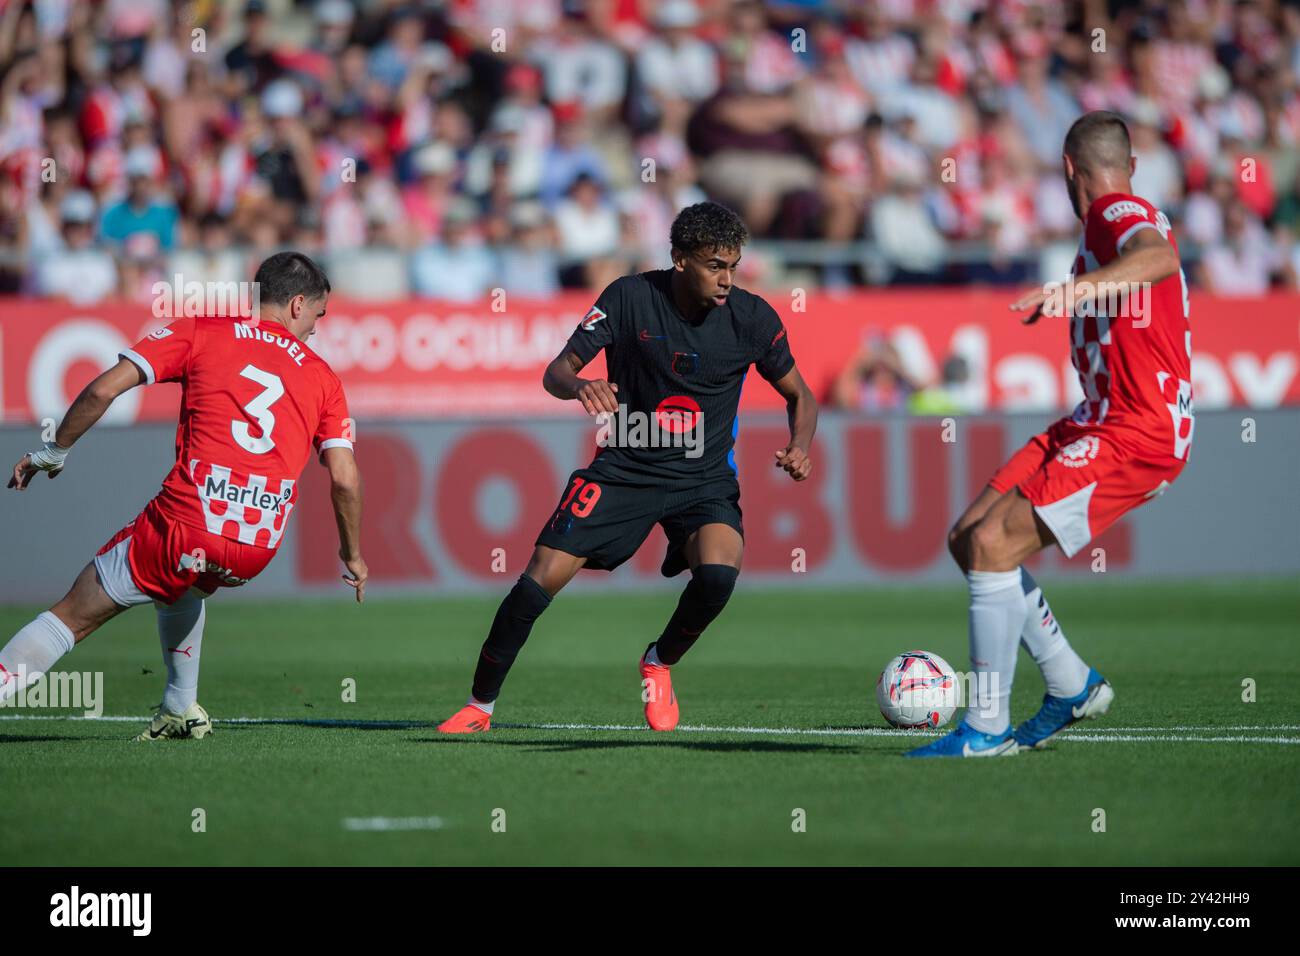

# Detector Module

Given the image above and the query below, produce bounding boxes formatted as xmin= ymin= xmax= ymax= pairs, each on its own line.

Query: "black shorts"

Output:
xmin=535 ymin=463 xmax=744 ymax=576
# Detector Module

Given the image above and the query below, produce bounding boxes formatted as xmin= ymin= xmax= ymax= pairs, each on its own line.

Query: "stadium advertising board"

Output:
xmin=1 ymin=292 xmax=1297 ymax=422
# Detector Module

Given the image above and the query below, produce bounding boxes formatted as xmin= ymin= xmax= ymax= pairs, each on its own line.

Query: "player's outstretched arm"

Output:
xmin=542 ymin=348 xmax=619 ymax=415
xmin=770 ymin=365 xmax=817 ymax=481
xmin=7 ymin=358 xmax=145 ymax=490
xmin=322 ymin=446 xmax=367 ymax=604
xmin=1011 ymin=227 xmax=1180 ymax=323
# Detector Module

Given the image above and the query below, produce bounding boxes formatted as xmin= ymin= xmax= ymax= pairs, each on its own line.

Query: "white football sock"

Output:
xmin=1019 ymin=569 xmax=1090 ymax=698
xmin=156 ymin=591 xmax=206 ymax=714
xmin=0 ymin=611 xmax=76 ymax=704
xmin=469 ymin=696 xmax=495 ymax=715
xmin=964 ymin=569 xmax=1025 ymax=736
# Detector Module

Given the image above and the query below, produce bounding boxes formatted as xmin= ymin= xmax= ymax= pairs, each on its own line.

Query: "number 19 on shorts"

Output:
xmin=558 ymin=477 xmax=602 ymax=518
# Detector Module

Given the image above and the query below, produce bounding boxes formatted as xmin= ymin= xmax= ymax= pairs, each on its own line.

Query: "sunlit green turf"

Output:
xmin=2 ymin=579 xmax=1298 ymax=865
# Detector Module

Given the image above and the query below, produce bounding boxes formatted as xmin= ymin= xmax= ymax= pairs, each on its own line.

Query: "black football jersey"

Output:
xmin=564 ymin=269 xmax=795 ymax=482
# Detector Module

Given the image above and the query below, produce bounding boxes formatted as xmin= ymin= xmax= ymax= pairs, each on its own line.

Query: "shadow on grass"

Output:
xmin=215 ymin=719 xmax=427 ymax=731
xmin=0 ymin=735 xmax=87 ymax=743
xmin=412 ymin=736 xmax=849 ymax=754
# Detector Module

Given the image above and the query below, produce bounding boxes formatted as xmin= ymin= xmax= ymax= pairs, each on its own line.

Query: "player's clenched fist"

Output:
xmin=774 ymin=445 xmax=812 ymax=481
xmin=575 ymin=379 xmax=619 ymax=416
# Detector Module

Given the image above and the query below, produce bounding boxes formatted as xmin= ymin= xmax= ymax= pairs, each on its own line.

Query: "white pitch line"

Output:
xmin=504 ymin=722 xmax=1300 ymax=744
xmin=342 ymin=816 xmax=446 ymax=832
xmin=2 ymin=714 xmax=1299 ymax=744
xmin=1056 ymin=725 xmax=1300 ymax=732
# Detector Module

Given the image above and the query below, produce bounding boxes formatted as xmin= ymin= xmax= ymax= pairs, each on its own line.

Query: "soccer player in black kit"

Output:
xmin=437 ymin=202 xmax=818 ymax=733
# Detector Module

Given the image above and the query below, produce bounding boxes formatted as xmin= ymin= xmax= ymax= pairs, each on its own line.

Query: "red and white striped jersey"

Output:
xmin=1066 ymin=192 xmax=1194 ymax=462
xmin=121 ymin=317 xmax=354 ymax=550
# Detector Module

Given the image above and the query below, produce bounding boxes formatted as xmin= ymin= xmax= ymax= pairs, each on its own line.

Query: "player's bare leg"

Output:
xmin=640 ymin=523 xmax=742 ymax=732
xmin=0 ymin=562 xmax=125 ymax=705
xmin=946 ymin=484 xmax=1003 ymax=574
xmin=437 ymin=546 xmax=587 ymax=733
xmin=51 ymin=562 xmax=129 ymax=642
xmin=522 ymin=545 xmax=589 ymax=597
xmin=949 ymin=487 xmax=1087 ymax=693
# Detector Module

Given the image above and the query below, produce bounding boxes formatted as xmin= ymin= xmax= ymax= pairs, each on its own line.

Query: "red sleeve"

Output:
xmin=313 ymin=379 xmax=354 ymax=455
xmin=120 ymin=318 xmax=197 ymax=384
xmin=1086 ymin=194 xmax=1160 ymax=261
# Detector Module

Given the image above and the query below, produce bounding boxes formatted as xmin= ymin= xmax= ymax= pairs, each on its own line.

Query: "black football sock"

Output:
xmin=471 ymin=573 xmax=553 ymax=703
xmin=652 ymin=564 xmax=739 ymax=665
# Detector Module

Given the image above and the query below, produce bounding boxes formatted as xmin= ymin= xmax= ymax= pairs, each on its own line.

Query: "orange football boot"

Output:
xmin=639 ymin=648 xmax=679 ymax=731
xmin=437 ymin=703 xmax=492 ymax=734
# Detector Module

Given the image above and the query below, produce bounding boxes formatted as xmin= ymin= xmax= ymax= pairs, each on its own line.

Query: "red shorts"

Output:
xmin=94 ymin=499 xmax=277 ymax=605
xmin=989 ymin=423 xmax=1185 ymax=558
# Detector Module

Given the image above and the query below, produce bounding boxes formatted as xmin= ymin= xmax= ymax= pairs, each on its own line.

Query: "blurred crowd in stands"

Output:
xmin=6 ymin=0 xmax=1300 ymax=303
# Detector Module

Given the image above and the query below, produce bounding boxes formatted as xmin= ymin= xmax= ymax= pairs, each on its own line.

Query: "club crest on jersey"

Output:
xmin=1055 ymin=436 xmax=1101 ymax=468
xmin=672 ymin=351 xmax=699 ymax=376
xmin=580 ymin=306 xmax=606 ymax=331
xmin=1102 ymin=200 xmax=1147 ymax=221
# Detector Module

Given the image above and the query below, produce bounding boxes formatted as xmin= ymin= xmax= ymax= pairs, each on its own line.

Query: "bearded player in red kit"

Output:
xmin=1 ymin=252 xmax=367 ymax=740
xmin=909 ymin=111 xmax=1194 ymax=757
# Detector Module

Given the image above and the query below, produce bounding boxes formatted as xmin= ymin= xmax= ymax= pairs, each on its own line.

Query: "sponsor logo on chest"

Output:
xmin=202 ymin=470 xmax=294 ymax=513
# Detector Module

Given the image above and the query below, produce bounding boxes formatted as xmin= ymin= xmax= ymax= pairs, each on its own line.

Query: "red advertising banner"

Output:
xmin=1 ymin=290 xmax=1297 ymax=423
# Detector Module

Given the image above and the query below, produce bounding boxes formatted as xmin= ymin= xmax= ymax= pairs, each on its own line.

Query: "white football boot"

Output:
xmin=134 ymin=702 xmax=213 ymax=741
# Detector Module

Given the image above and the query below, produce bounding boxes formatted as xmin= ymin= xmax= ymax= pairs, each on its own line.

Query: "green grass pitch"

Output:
xmin=2 ymin=579 xmax=1298 ymax=866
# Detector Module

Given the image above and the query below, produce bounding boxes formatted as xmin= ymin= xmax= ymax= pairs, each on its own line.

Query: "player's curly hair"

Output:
xmin=254 ymin=251 xmax=332 ymax=305
xmin=670 ymin=201 xmax=749 ymax=256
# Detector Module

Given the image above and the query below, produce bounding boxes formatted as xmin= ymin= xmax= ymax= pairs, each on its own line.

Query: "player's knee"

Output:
xmin=967 ymin=518 xmax=1008 ymax=571
xmin=691 ymin=563 xmax=739 ymax=607
xmin=946 ymin=523 xmax=968 ymax=566
xmin=524 ymin=550 xmax=578 ymax=597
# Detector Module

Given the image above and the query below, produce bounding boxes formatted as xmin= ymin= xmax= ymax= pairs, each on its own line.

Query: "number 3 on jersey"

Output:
xmin=232 ymin=364 xmax=284 ymax=454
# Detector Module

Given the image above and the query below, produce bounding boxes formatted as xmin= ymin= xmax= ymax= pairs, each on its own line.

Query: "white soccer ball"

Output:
xmin=875 ymin=650 xmax=959 ymax=729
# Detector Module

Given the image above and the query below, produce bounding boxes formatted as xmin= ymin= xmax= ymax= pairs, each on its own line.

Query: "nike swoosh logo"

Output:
xmin=1072 ymin=701 xmax=1090 ymax=719
xmin=639 ymin=330 xmax=665 ymax=340
xmin=963 ymin=740 xmax=1010 ymax=757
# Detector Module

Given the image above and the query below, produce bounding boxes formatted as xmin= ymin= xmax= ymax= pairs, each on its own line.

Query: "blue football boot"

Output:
xmin=1013 ymin=668 xmax=1114 ymax=750
xmin=904 ymin=719 xmax=1019 ymax=758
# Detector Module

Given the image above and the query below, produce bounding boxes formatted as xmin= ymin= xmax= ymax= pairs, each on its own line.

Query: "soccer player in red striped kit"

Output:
xmin=909 ymin=111 xmax=1194 ymax=757
xmin=2 ymin=252 xmax=367 ymax=740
